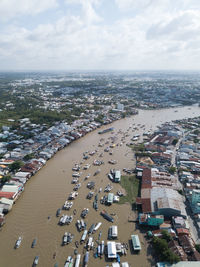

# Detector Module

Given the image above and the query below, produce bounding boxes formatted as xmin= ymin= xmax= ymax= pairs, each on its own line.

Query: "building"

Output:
xmin=117 ymin=103 xmax=124 ymax=111
xmin=139 ymin=213 xmax=164 ymax=226
xmin=190 ymin=189 xmax=200 ymax=213
xmin=151 ymin=187 xmax=187 ymax=218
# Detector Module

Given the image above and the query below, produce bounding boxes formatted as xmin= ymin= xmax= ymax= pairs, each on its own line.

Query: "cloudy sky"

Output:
xmin=0 ymin=0 xmax=200 ymax=71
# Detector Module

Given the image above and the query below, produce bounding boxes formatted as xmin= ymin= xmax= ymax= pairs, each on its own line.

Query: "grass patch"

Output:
xmin=118 ymin=175 xmax=139 ymax=205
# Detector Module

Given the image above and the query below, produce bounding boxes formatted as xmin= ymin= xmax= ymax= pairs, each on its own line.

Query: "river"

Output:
xmin=0 ymin=106 xmax=200 ymax=267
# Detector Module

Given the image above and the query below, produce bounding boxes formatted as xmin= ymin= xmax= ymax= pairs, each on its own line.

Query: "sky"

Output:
xmin=0 ymin=0 xmax=200 ymax=71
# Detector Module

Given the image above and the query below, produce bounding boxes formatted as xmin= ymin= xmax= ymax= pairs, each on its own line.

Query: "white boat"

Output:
xmin=64 ymin=256 xmax=73 ymax=267
xmin=74 ymin=254 xmax=81 ymax=267
xmin=68 ymin=192 xmax=78 ymax=200
xmin=33 ymin=256 xmax=39 ymax=265
xmin=63 ymin=232 xmax=68 ymax=245
xmin=93 ymin=222 xmax=102 ymax=232
xmin=15 ymin=236 xmax=22 ymax=249
xmin=63 ymin=201 xmax=73 ymax=210
xmin=86 ymin=237 xmax=93 ymax=251
xmin=100 ymin=240 xmax=105 ymax=257
xmin=72 ymin=172 xmax=81 ymax=177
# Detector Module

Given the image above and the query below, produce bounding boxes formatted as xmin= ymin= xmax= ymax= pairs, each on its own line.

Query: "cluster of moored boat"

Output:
xmin=62 ymin=232 xmax=74 ymax=245
xmin=59 ymin=214 xmax=73 ymax=225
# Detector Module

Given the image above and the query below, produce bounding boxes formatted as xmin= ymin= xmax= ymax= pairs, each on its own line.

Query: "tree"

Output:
xmin=172 ymin=139 xmax=178 ymax=146
xmin=168 ymin=166 xmax=176 ymax=174
xmin=1 ymin=175 xmax=11 ymax=184
xmin=23 ymin=153 xmax=35 ymax=161
xmin=161 ymin=230 xmax=172 ymax=242
xmin=9 ymin=160 xmax=24 ymax=172
xmin=195 ymin=244 xmax=200 ymax=253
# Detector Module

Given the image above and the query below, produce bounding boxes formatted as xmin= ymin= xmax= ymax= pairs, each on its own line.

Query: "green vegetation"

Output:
xmin=161 ymin=230 xmax=172 ymax=242
xmin=131 ymin=143 xmax=145 ymax=152
xmin=172 ymin=139 xmax=178 ymax=145
xmin=168 ymin=166 xmax=176 ymax=174
xmin=135 ymin=152 xmax=151 ymax=157
xmin=94 ymin=114 xmax=104 ymax=124
xmin=195 ymin=244 xmax=200 ymax=253
xmin=9 ymin=160 xmax=24 ymax=172
xmin=193 ymin=129 xmax=200 ymax=135
xmin=0 ymin=175 xmax=11 ymax=184
xmin=118 ymin=175 xmax=139 ymax=205
xmin=152 ymin=236 xmax=180 ymax=264
xmin=23 ymin=153 xmax=35 ymax=161
xmin=178 ymin=189 xmax=183 ymax=195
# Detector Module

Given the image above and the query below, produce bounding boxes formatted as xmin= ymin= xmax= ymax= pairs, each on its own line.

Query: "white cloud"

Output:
xmin=0 ymin=0 xmax=200 ymax=70
xmin=0 ymin=0 xmax=58 ymax=21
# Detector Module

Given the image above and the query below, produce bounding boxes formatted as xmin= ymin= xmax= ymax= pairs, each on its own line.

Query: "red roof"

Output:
xmin=0 ymin=191 xmax=16 ymax=199
xmin=141 ymin=198 xmax=152 ymax=212
xmin=176 ymin=228 xmax=190 ymax=235
xmin=141 ymin=168 xmax=152 ymax=189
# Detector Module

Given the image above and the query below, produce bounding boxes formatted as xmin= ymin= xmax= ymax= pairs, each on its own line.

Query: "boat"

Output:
xmin=64 ymin=256 xmax=74 ymax=267
xmin=88 ymin=224 xmax=95 ymax=235
xmin=33 ymin=256 xmax=39 ymax=266
xmin=93 ymin=222 xmax=102 ymax=232
xmin=100 ymin=210 xmax=114 ymax=222
xmin=75 ymin=241 xmax=79 ymax=248
xmin=87 ymin=191 xmax=94 ymax=199
xmin=72 ymin=172 xmax=81 ymax=178
xmin=81 ymin=208 xmax=89 ymax=218
xmin=56 ymin=208 xmax=61 ymax=217
xmin=67 ymin=232 xmax=74 ymax=244
xmin=80 ymin=230 xmax=88 ymax=244
xmin=93 ymin=201 xmax=98 ymax=211
xmin=63 ymin=201 xmax=73 ymax=210
xmin=94 ymin=169 xmax=100 ymax=176
xmin=116 ymin=254 xmax=120 ymax=263
xmin=73 ymin=209 xmax=77 ymax=215
xmin=74 ymin=254 xmax=81 ymax=267
xmin=98 ymin=127 xmax=114 ymax=134
xmin=15 ymin=236 xmax=22 ymax=249
xmin=100 ymin=240 xmax=104 ymax=258
xmin=73 ymin=183 xmax=81 ymax=191
xmin=84 ymin=251 xmax=89 ymax=266
xmin=97 ymin=244 xmax=101 ymax=257
xmin=31 ymin=238 xmax=37 ymax=248
xmin=63 ymin=232 xmax=68 ymax=245
xmin=98 ymin=231 xmax=102 ymax=240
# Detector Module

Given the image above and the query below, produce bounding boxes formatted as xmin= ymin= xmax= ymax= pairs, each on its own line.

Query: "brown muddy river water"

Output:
xmin=1 ymin=106 xmax=200 ymax=267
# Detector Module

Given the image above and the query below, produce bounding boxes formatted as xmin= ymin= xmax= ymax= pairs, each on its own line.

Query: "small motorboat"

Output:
xmin=75 ymin=241 xmax=79 ymax=248
xmin=53 ymin=252 xmax=56 ymax=259
xmin=31 ymin=238 xmax=37 ymax=248
xmin=15 ymin=236 xmax=22 ymax=249
xmin=33 ymin=255 xmax=39 ymax=266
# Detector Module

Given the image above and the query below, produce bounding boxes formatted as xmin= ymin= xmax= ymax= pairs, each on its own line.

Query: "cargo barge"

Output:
xmin=98 ymin=127 xmax=114 ymax=134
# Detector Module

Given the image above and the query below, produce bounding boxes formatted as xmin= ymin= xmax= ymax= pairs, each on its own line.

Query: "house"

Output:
xmin=138 ymin=213 xmax=164 ymax=226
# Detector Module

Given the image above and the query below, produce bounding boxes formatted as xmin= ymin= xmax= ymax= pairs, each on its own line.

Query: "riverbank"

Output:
xmin=1 ymin=106 xmax=200 ymax=267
